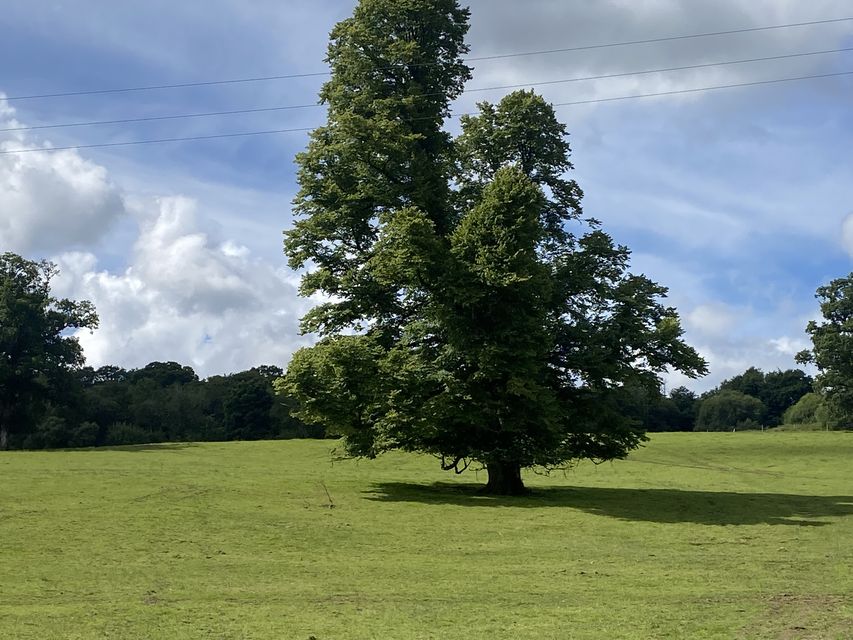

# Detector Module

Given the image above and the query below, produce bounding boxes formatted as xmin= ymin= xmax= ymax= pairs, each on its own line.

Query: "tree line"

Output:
xmin=626 ymin=366 xmax=819 ymax=433
xmin=0 ymin=250 xmax=319 ymax=450
xmin=15 ymin=361 xmax=322 ymax=451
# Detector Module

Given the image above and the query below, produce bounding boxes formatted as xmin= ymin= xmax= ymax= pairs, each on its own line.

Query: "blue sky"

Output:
xmin=1 ymin=0 xmax=851 ymax=391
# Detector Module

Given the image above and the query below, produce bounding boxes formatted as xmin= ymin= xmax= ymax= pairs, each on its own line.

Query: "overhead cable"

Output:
xmin=2 ymin=68 xmax=851 ymax=156
xmin=3 ymin=16 xmax=851 ymax=102
xmin=3 ymin=45 xmax=851 ymax=133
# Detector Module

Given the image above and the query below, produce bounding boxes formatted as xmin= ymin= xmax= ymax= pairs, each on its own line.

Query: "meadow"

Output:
xmin=1 ymin=432 xmax=851 ymax=639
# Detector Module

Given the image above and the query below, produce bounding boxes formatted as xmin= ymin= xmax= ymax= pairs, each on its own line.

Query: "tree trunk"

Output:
xmin=484 ymin=460 xmax=526 ymax=495
xmin=0 ymin=424 xmax=7 ymax=451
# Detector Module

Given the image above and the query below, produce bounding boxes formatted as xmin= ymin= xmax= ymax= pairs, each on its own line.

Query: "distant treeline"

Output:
xmin=11 ymin=362 xmax=323 ymax=450
xmin=7 ymin=361 xmax=825 ymax=450
xmin=630 ymin=366 xmax=818 ymax=432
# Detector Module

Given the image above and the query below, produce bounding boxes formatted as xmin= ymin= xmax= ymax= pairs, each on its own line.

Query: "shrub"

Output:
xmin=782 ymin=393 xmax=822 ymax=425
xmin=695 ymin=390 xmax=766 ymax=431
xmin=105 ymin=422 xmax=157 ymax=446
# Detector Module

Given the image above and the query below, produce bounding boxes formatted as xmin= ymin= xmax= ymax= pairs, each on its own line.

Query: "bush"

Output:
xmin=23 ymin=416 xmax=69 ymax=449
xmin=815 ymin=401 xmax=848 ymax=430
xmin=782 ymin=393 xmax=822 ymax=425
xmin=69 ymin=421 xmax=100 ymax=448
xmin=695 ymin=390 xmax=766 ymax=431
xmin=735 ymin=418 xmax=762 ymax=431
xmin=104 ymin=422 xmax=158 ymax=446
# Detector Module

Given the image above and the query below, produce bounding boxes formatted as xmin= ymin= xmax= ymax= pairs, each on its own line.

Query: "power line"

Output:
xmin=467 ymin=16 xmax=853 ymax=62
xmin=3 ymin=16 xmax=851 ymax=102
xmin=3 ymin=45 xmax=851 ymax=134
xmin=0 ymin=125 xmax=317 ymax=154
xmin=0 ymin=103 xmax=320 ymax=133
xmin=2 ymin=68 xmax=850 ymax=156
xmin=549 ymin=69 xmax=853 ymax=107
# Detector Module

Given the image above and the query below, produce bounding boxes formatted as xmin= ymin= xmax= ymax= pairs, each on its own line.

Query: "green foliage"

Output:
xmin=718 ymin=366 xmax=813 ymax=426
xmin=667 ymin=386 xmax=700 ymax=431
xmin=814 ymin=400 xmax=845 ymax=430
xmin=719 ymin=366 xmax=765 ymax=398
xmin=284 ymin=2 xmax=706 ymax=492
xmin=695 ymin=390 xmax=766 ymax=431
xmin=6 ymin=361 xmax=317 ymax=450
xmin=104 ymin=421 xmax=151 ymax=446
xmin=224 ymin=373 xmax=274 ymax=440
xmin=285 ymin=0 xmax=471 ymax=336
xmin=0 ymin=252 xmax=98 ymax=449
xmin=760 ymin=369 xmax=813 ymax=425
xmin=129 ymin=361 xmax=198 ymax=386
xmin=780 ymin=396 xmax=844 ymax=431
xmin=782 ymin=392 xmax=823 ymax=426
xmin=2 ymin=434 xmax=852 ymax=638
xmin=797 ymin=272 xmax=853 ymax=428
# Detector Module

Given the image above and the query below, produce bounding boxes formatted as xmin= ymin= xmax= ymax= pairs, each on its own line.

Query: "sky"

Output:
xmin=1 ymin=0 xmax=851 ymax=392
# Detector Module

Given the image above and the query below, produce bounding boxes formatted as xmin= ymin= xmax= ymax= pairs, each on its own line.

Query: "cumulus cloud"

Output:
xmin=51 ymin=196 xmax=313 ymax=378
xmin=686 ymin=303 xmax=737 ymax=337
xmin=663 ymin=332 xmax=814 ymax=393
xmin=0 ymin=96 xmax=126 ymax=255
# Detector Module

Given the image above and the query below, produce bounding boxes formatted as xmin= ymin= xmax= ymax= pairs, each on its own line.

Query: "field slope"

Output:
xmin=1 ymin=432 xmax=851 ymax=639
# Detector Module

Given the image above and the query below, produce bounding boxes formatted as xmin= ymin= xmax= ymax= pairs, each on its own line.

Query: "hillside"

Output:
xmin=1 ymin=433 xmax=851 ymax=639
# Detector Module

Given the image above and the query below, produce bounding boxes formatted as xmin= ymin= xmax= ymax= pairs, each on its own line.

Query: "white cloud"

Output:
xmin=51 ymin=196 xmax=313 ymax=377
xmin=0 ymin=95 xmax=126 ymax=255
xmin=687 ymin=303 xmax=737 ymax=337
xmin=842 ymin=213 xmax=853 ymax=256
xmin=769 ymin=336 xmax=809 ymax=356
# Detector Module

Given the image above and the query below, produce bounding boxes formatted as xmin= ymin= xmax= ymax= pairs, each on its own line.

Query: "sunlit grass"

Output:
xmin=1 ymin=432 xmax=851 ymax=639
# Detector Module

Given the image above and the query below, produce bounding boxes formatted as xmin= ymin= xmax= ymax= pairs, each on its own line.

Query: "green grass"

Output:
xmin=1 ymin=433 xmax=851 ymax=639
xmin=771 ymin=423 xmax=830 ymax=432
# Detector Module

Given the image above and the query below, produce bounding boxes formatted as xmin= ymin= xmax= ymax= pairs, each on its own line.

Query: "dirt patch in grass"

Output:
xmin=742 ymin=593 xmax=852 ymax=639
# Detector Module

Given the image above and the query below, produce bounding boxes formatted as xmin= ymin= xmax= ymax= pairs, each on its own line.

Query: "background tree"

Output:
xmin=782 ymin=392 xmax=823 ymax=427
xmin=223 ymin=370 xmax=274 ymax=440
xmin=695 ymin=390 xmax=766 ymax=431
xmin=282 ymin=0 xmax=706 ymax=494
xmin=760 ymin=369 xmax=813 ymax=426
xmin=797 ymin=273 xmax=853 ymax=429
xmin=719 ymin=366 xmax=765 ymax=399
xmin=667 ymin=386 xmax=700 ymax=431
xmin=717 ymin=366 xmax=812 ymax=426
xmin=9 ymin=358 xmax=316 ymax=450
xmin=0 ymin=252 xmax=98 ymax=449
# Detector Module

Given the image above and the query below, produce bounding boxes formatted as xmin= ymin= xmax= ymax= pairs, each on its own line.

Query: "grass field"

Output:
xmin=1 ymin=432 xmax=851 ymax=639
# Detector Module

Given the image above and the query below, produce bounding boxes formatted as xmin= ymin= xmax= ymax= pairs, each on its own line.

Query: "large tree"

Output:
xmin=0 ymin=252 xmax=98 ymax=449
xmin=797 ymin=273 xmax=853 ymax=428
xmin=282 ymin=0 xmax=706 ymax=494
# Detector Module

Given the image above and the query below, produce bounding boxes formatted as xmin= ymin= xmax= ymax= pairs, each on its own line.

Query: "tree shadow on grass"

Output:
xmin=365 ymin=482 xmax=853 ymax=526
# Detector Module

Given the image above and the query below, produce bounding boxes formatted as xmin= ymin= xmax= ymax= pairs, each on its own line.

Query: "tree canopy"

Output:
xmin=695 ymin=390 xmax=766 ymax=431
xmin=717 ymin=366 xmax=812 ymax=427
xmin=797 ymin=273 xmax=853 ymax=428
xmin=0 ymin=252 xmax=98 ymax=449
xmin=281 ymin=0 xmax=706 ymax=494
